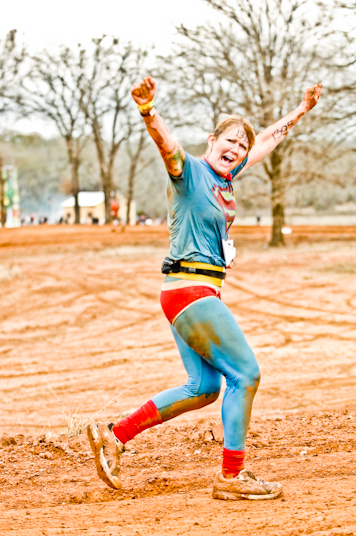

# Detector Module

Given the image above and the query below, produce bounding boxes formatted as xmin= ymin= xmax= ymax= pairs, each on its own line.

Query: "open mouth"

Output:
xmin=221 ymin=155 xmax=233 ymax=163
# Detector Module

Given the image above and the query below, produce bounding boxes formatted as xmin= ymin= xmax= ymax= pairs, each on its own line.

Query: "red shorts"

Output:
xmin=160 ymin=286 xmax=221 ymax=325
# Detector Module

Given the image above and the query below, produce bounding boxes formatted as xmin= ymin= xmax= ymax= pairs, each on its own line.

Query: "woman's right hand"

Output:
xmin=131 ymin=76 xmax=185 ymax=176
xmin=131 ymin=76 xmax=156 ymax=105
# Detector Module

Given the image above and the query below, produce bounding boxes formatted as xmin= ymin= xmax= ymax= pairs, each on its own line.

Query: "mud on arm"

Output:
xmin=143 ymin=111 xmax=185 ymax=177
xmin=131 ymin=76 xmax=185 ymax=177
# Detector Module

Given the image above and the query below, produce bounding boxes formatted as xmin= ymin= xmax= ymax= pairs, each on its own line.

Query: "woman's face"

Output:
xmin=207 ymin=124 xmax=249 ymax=175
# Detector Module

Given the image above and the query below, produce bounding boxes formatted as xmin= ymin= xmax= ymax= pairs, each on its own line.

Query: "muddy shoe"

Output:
xmin=87 ymin=422 xmax=124 ymax=490
xmin=212 ymin=469 xmax=283 ymax=501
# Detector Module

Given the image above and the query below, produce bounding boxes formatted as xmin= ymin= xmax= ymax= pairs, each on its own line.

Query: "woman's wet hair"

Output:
xmin=212 ymin=115 xmax=256 ymax=151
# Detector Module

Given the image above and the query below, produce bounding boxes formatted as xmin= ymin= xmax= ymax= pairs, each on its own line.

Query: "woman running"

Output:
xmin=88 ymin=77 xmax=321 ymax=500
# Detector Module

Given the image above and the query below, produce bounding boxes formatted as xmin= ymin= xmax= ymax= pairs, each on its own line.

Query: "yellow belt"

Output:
xmin=168 ymin=261 xmax=225 ymax=288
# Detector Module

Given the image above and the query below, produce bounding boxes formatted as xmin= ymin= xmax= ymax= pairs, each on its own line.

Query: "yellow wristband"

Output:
xmin=137 ymin=99 xmax=155 ymax=113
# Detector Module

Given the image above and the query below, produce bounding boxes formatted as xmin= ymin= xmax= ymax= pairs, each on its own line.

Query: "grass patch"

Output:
xmin=46 ymin=384 xmax=140 ymax=438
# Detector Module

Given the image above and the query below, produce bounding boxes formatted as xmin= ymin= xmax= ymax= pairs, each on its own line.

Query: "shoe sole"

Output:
xmin=212 ymin=489 xmax=283 ymax=501
xmin=87 ymin=424 xmax=121 ymax=490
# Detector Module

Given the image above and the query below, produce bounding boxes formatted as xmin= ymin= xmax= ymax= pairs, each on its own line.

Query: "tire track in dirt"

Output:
xmin=1 ymin=228 xmax=356 ymax=432
xmin=228 ymin=277 xmax=355 ymax=319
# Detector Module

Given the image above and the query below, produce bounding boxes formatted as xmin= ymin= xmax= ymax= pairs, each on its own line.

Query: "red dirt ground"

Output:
xmin=1 ymin=225 xmax=356 ymax=535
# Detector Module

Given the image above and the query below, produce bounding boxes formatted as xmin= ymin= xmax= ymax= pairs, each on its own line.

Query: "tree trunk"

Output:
xmin=0 ymin=155 xmax=6 ymax=227
xmin=102 ymin=168 xmax=114 ymax=224
xmin=91 ymin=126 xmax=116 ymax=224
xmin=268 ymin=147 xmax=285 ymax=247
xmin=270 ymin=202 xmax=285 ymax=247
xmin=125 ymin=130 xmax=146 ymax=226
xmin=66 ymin=137 xmax=81 ymax=224
xmin=71 ymin=159 xmax=80 ymax=224
xmin=126 ymin=160 xmax=137 ymax=226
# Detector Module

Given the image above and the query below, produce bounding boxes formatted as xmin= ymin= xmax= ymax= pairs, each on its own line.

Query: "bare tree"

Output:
xmin=0 ymin=154 xmax=5 ymax=226
xmin=326 ymin=2 xmax=356 ymax=135
xmin=21 ymin=46 xmax=89 ymax=223
xmin=0 ymin=30 xmax=25 ymax=225
xmin=0 ymin=30 xmax=25 ymax=114
xmin=161 ymin=0 xmax=337 ymax=245
xmin=125 ymin=127 xmax=147 ymax=225
xmin=80 ymin=36 xmax=148 ymax=223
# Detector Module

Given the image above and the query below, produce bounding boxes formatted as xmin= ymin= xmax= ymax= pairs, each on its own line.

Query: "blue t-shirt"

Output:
xmin=167 ymin=152 xmax=247 ymax=267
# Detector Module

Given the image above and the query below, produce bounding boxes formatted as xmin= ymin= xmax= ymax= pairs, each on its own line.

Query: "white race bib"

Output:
xmin=222 ymin=238 xmax=236 ymax=268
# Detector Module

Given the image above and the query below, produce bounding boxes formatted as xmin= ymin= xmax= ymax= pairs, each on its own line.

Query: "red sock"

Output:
xmin=113 ymin=400 xmax=163 ymax=444
xmin=222 ymin=448 xmax=245 ymax=478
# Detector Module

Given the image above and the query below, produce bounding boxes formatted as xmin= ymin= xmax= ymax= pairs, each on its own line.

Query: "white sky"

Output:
xmin=2 ymin=0 xmax=218 ymax=135
xmin=2 ymin=0 xmax=215 ymax=52
xmin=3 ymin=0 xmax=217 ymax=54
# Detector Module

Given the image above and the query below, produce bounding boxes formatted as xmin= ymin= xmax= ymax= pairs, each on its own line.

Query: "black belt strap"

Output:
xmin=161 ymin=257 xmax=226 ymax=280
xmin=175 ymin=265 xmax=226 ymax=280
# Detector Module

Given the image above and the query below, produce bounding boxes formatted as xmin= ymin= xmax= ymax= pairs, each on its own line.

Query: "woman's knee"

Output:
xmin=184 ymin=373 xmax=221 ymax=399
xmin=195 ymin=387 xmax=220 ymax=408
xmin=204 ymin=386 xmax=220 ymax=404
xmin=249 ymin=368 xmax=260 ymax=395
xmin=227 ymin=352 xmax=260 ymax=393
xmin=243 ymin=355 xmax=260 ymax=392
xmin=173 ymin=377 xmax=220 ymax=413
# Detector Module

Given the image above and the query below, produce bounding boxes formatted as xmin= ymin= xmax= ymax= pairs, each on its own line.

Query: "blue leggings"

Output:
xmin=152 ymin=297 xmax=260 ymax=450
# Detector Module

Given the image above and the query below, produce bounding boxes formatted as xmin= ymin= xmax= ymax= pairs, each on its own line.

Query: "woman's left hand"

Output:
xmin=302 ymin=83 xmax=322 ymax=112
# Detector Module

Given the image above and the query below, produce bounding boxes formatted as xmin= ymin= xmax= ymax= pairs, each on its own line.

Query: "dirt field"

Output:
xmin=1 ymin=225 xmax=356 ymax=535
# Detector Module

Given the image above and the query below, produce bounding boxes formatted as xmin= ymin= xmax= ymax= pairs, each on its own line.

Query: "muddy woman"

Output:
xmin=88 ymin=77 xmax=321 ymax=500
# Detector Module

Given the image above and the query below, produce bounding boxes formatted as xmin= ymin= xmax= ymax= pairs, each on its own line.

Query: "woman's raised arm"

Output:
xmin=131 ymin=76 xmax=185 ymax=177
xmin=243 ymin=83 xmax=322 ymax=171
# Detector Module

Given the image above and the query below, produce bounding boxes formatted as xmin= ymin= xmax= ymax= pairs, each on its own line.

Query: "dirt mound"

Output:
xmin=1 ymin=413 xmax=356 ymax=534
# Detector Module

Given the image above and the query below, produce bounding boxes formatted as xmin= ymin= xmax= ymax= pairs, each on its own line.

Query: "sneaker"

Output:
xmin=212 ymin=469 xmax=283 ymax=500
xmin=87 ymin=422 xmax=124 ymax=490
